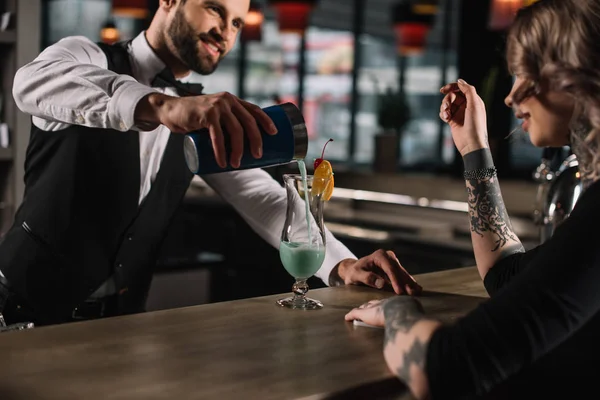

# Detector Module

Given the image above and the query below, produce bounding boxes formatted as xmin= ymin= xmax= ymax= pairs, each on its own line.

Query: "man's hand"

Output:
xmin=330 ymin=249 xmax=422 ymax=295
xmin=134 ymin=92 xmax=278 ymax=169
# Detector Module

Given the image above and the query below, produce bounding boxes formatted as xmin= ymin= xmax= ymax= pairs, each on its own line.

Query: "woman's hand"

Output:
xmin=344 ymin=299 xmax=387 ymax=327
xmin=440 ymin=79 xmax=489 ymax=156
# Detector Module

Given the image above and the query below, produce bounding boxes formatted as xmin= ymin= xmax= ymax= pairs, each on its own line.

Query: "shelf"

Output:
xmin=0 ymin=31 xmax=16 ymax=44
xmin=0 ymin=148 xmax=12 ymax=161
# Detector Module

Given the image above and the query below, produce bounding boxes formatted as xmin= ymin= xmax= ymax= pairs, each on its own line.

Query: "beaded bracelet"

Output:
xmin=463 ymin=166 xmax=497 ymax=180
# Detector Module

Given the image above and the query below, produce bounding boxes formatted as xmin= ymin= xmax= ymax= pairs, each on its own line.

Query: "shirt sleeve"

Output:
xmin=200 ymin=168 xmax=356 ymax=285
xmin=483 ymin=244 xmax=543 ymax=296
xmin=424 ymin=181 xmax=600 ymax=399
xmin=12 ymin=35 xmax=156 ymax=132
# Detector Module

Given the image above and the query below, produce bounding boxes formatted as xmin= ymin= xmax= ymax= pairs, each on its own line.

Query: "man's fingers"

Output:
xmin=353 ymin=270 xmax=388 ymax=291
xmin=386 ymin=251 xmax=422 ymax=295
xmin=387 ymin=250 xmax=417 ymax=284
xmin=241 ymin=100 xmax=278 ymax=135
xmin=370 ymin=251 xmax=403 ymax=294
xmin=220 ymin=110 xmax=244 ymax=168
xmin=405 ymin=283 xmax=423 ymax=296
xmin=207 ymin=114 xmax=227 ymax=169
xmin=232 ymin=101 xmax=263 ymax=159
xmin=341 ymin=251 xmax=421 ymax=296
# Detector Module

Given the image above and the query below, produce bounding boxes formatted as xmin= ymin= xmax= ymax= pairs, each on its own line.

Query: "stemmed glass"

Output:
xmin=277 ymin=174 xmax=329 ymax=310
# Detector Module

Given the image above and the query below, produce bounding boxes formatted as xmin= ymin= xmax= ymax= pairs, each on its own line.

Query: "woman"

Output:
xmin=345 ymin=0 xmax=600 ymax=398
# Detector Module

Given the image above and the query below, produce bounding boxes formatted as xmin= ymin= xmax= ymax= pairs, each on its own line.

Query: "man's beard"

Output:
xmin=168 ymin=7 xmax=221 ymax=75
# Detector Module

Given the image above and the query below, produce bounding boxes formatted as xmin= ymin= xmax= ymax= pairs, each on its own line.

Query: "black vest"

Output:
xmin=0 ymin=42 xmax=193 ymax=321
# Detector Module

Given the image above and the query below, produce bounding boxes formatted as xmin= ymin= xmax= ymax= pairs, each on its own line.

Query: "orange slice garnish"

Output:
xmin=312 ymin=160 xmax=334 ymax=201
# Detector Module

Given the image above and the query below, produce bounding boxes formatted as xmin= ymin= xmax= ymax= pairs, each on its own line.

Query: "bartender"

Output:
xmin=0 ymin=0 xmax=421 ymax=327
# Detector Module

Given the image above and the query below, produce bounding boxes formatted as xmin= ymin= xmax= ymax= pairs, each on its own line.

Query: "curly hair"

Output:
xmin=506 ymin=0 xmax=600 ymax=180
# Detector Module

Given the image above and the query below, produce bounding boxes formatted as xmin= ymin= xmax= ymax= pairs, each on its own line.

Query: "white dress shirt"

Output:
xmin=9 ymin=31 xmax=356 ymax=296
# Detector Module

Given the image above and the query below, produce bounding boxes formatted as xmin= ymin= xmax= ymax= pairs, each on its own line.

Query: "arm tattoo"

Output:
xmin=466 ymin=176 xmax=520 ymax=251
xmin=383 ymin=297 xmax=428 ymax=385
xmin=396 ymin=339 xmax=427 ymax=385
xmin=383 ymin=297 xmax=425 ymax=346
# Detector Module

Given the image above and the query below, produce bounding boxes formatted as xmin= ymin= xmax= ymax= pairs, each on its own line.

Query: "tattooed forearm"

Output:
xmin=396 ymin=338 xmax=427 ymax=385
xmin=466 ymin=176 xmax=519 ymax=251
xmin=383 ymin=297 xmax=425 ymax=347
xmin=383 ymin=297 xmax=434 ymax=387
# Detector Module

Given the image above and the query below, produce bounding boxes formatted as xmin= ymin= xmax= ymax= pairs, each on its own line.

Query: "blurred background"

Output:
xmin=0 ymin=0 xmax=550 ymax=310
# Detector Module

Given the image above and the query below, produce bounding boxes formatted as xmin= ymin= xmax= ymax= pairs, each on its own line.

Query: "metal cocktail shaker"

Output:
xmin=183 ymin=102 xmax=308 ymax=175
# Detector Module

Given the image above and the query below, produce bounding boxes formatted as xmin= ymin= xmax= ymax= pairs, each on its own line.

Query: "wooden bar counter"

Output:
xmin=0 ymin=267 xmax=487 ymax=400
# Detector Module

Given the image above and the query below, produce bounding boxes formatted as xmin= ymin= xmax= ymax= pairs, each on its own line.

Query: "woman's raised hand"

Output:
xmin=440 ymin=79 xmax=489 ymax=156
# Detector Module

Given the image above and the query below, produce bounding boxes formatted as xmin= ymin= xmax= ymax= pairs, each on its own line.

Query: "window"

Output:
xmin=354 ymin=35 xmax=398 ymax=164
xmin=243 ymin=22 xmax=353 ymax=163
xmin=44 ymin=0 xmax=112 ymax=47
xmin=42 ymin=0 xmax=470 ymax=174
xmin=244 ymin=21 xmax=289 ymax=107
xmin=354 ymin=0 xmax=459 ymax=168
xmin=401 ymin=48 xmax=458 ymax=167
xmin=303 ymin=26 xmax=354 ymax=163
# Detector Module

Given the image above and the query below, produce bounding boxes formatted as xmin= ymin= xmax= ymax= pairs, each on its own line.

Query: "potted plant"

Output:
xmin=373 ymin=86 xmax=411 ymax=173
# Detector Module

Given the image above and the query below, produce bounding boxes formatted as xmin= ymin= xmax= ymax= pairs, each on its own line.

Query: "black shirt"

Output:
xmin=425 ymin=179 xmax=600 ymax=399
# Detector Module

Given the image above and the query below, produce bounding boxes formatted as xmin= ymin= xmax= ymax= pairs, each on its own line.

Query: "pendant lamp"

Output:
xmin=392 ymin=0 xmax=436 ymax=55
xmin=100 ymin=20 xmax=120 ymax=44
xmin=488 ymin=0 xmax=540 ymax=31
xmin=112 ymin=0 xmax=148 ymax=19
xmin=242 ymin=2 xmax=264 ymax=42
xmin=268 ymin=0 xmax=319 ymax=35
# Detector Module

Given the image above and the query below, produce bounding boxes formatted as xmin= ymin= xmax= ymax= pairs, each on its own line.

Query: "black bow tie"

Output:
xmin=151 ymin=68 xmax=204 ymax=97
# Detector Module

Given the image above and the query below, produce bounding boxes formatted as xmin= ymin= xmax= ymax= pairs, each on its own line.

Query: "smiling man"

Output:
xmin=1 ymin=0 xmax=421 ymax=326
xmin=164 ymin=0 xmax=235 ymax=74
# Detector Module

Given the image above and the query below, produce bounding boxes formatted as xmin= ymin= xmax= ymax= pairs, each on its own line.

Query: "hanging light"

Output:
xmin=112 ymin=0 xmax=148 ymax=19
xmin=100 ymin=21 xmax=120 ymax=45
xmin=268 ymin=0 xmax=319 ymax=35
xmin=392 ymin=0 xmax=436 ymax=56
xmin=412 ymin=0 xmax=438 ymax=15
xmin=241 ymin=2 xmax=264 ymax=42
xmin=488 ymin=0 xmax=539 ymax=31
